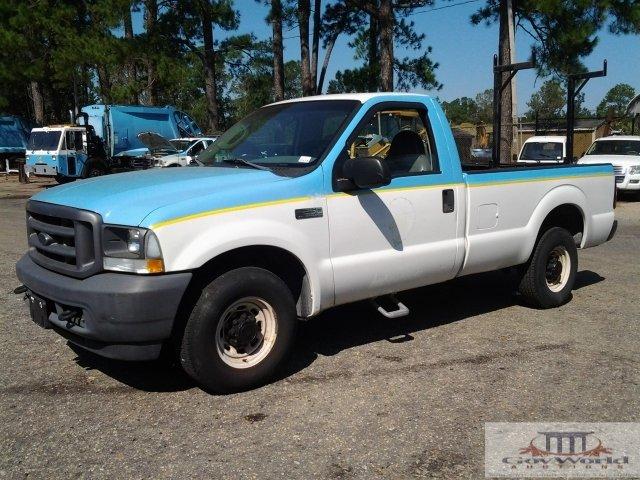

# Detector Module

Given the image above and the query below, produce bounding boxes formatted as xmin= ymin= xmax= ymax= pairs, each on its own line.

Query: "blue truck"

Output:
xmin=15 ymin=92 xmax=617 ymax=393
xmin=25 ymin=105 xmax=201 ymax=183
xmin=0 ymin=115 xmax=34 ymax=173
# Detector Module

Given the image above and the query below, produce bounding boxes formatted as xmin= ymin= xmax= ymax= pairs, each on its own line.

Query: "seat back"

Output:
xmin=385 ymin=130 xmax=432 ymax=174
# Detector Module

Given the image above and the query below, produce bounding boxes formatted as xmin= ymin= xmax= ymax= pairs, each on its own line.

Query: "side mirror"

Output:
xmin=342 ymin=156 xmax=391 ymax=190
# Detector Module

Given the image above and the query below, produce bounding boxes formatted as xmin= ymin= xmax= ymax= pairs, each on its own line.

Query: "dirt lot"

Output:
xmin=1 ymin=176 xmax=639 ymax=479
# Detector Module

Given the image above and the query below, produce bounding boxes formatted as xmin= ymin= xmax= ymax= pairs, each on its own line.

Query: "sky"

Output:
xmin=138 ymin=0 xmax=640 ymax=112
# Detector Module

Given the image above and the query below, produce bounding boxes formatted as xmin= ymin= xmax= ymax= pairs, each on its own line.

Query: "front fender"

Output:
xmin=155 ymin=211 xmax=333 ymax=315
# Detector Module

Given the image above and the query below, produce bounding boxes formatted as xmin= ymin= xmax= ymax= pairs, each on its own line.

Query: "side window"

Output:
xmin=65 ymin=131 xmax=74 ymax=151
xmin=190 ymin=141 xmax=205 ymax=156
xmin=347 ymin=108 xmax=438 ymax=177
xmin=75 ymin=131 xmax=85 ymax=153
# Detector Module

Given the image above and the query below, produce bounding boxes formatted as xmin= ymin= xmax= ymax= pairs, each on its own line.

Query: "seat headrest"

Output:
xmin=388 ymin=130 xmax=425 ymax=157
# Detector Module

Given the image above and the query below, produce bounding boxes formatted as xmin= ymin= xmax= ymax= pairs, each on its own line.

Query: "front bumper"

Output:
xmin=16 ymin=255 xmax=192 ymax=360
xmin=25 ymin=163 xmax=58 ymax=176
xmin=616 ymin=174 xmax=640 ymax=191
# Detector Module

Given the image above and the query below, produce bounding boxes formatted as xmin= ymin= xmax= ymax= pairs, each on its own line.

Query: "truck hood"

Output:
xmin=578 ymin=155 xmax=640 ymax=167
xmin=31 ymin=167 xmax=289 ymax=225
xmin=137 ymin=131 xmax=179 ymax=155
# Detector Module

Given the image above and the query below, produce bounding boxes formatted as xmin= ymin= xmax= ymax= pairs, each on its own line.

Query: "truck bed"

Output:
xmin=458 ymin=162 xmax=615 ymax=277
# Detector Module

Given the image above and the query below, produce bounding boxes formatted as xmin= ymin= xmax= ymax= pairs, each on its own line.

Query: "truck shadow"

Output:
xmin=279 ymin=268 xmax=604 ymax=380
xmin=70 ymin=269 xmax=604 ymax=393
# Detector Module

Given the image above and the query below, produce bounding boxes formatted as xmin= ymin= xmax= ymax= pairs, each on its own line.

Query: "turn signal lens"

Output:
xmin=146 ymin=259 xmax=165 ymax=273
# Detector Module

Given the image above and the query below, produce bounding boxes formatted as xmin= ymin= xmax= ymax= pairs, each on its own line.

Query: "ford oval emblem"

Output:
xmin=37 ymin=232 xmax=54 ymax=246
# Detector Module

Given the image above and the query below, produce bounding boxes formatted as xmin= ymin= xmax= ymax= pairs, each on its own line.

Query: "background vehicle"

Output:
xmin=137 ymin=133 xmax=217 ymax=167
xmin=25 ymin=105 xmax=202 ymax=182
xmin=15 ymin=93 xmax=616 ymax=393
xmin=517 ymin=136 xmax=566 ymax=164
xmin=0 ymin=115 xmax=34 ymax=173
xmin=578 ymin=135 xmax=640 ymax=194
xmin=24 ymin=125 xmax=103 ymax=182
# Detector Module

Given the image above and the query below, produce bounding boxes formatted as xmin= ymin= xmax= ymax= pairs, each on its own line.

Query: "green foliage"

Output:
xmin=474 ymin=89 xmax=494 ymax=124
xmin=326 ymin=1 xmax=441 ymax=93
xmin=596 ymin=83 xmax=636 ymax=117
xmin=439 ymin=89 xmax=494 ymax=125
xmin=524 ymin=79 xmax=593 ymax=120
xmin=525 ymin=80 xmax=567 ymax=119
xmin=441 ymin=97 xmax=478 ymax=125
xmin=471 ymin=0 xmax=640 ymax=76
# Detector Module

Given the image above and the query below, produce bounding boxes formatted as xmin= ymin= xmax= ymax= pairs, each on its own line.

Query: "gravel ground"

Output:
xmin=1 ymin=188 xmax=638 ymax=479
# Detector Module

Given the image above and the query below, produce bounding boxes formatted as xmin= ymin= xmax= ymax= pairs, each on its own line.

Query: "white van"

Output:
xmin=517 ymin=136 xmax=566 ymax=164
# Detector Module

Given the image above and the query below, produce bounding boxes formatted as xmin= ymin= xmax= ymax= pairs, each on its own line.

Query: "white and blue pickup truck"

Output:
xmin=15 ymin=93 xmax=617 ymax=393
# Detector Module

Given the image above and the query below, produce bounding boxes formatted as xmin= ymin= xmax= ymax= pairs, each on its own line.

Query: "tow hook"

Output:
xmin=13 ymin=285 xmax=27 ymax=295
xmin=59 ymin=309 xmax=83 ymax=328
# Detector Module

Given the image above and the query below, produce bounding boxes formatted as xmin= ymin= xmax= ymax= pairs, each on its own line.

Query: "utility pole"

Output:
xmin=506 ymin=0 xmax=517 ymax=158
xmin=498 ymin=0 xmax=514 ymax=163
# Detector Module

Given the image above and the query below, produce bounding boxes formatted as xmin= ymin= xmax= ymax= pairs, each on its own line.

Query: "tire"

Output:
xmin=83 ymin=161 xmax=106 ymax=179
xmin=518 ymin=227 xmax=578 ymax=308
xmin=54 ymin=174 xmax=75 ymax=184
xmin=180 ymin=267 xmax=297 ymax=393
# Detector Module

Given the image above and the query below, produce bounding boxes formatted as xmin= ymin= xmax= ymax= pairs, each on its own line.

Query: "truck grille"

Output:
xmin=26 ymin=200 xmax=103 ymax=278
xmin=613 ymin=165 xmax=624 ymax=175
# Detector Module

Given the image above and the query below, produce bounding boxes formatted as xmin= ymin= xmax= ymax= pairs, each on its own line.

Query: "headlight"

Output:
xmin=628 ymin=165 xmax=640 ymax=175
xmin=102 ymin=226 xmax=164 ymax=274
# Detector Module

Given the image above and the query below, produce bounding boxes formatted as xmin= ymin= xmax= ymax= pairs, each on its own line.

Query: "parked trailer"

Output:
xmin=25 ymin=105 xmax=201 ymax=183
xmin=0 ymin=115 xmax=34 ymax=173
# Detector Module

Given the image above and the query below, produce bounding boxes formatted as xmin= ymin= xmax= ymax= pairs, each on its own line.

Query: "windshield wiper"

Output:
xmin=221 ymin=157 xmax=272 ymax=172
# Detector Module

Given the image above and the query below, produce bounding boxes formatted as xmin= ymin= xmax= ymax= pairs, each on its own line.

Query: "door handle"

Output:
xmin=442 ymin=189 xmax=455 ymax=213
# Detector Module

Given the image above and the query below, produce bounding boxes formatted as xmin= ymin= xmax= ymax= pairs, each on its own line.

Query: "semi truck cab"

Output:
xmin=25 ymin=126 xmax=93 ymax=180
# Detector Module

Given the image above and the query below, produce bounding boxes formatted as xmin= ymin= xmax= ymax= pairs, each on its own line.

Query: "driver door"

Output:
xmin=327 ymin=103 xmax=460 ymax=305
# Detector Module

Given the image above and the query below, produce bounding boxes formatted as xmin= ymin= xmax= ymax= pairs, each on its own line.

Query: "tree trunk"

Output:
xmin=379 ymin=0 xmax=393 ymax=91
xmin=498 ymin=0 xmax=514 ymax=163
xmin=368 ymin=10 xmax=379 ymax=92
xmin=124 ymin=4 xmax=138 ymax=104
xmin=310 ymin=0 xmax=321 ymax=91
xmin=298 ymin=0 xmax=313 ymax=96
xmin=30 ymin=81 xmax=44 ymax=125
xmin=316 ymin=31 xmax=338 ymax=94
xmin=201 ymin=2 xmax=220 ymax=132
xmin=96 ymin=65 xmax=112 ymax=104
xmin=144 ymin=0 xmax=158 ymax=105
xmin=271 ymin=0 xmax=285 ymax=101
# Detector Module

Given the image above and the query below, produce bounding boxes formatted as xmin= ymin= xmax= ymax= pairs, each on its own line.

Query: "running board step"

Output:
xmin=372 ymin=294 xmax=410 ymax=319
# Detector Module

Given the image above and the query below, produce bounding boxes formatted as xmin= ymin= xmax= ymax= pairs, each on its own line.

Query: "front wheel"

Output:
xmin=180 ymin=267 xmax=297 ymax=393
xmin=518 ymin=227 xmax=578 ymax=308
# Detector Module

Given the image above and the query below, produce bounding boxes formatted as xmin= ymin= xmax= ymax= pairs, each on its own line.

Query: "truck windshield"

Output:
xmin=27 ymin=131 xmax=61 ymax=151
xmin=586 ymin=140 xmax=640 ymax=156
xmin=170 ymin=140 xmax=193 ymax=152
xmin=197 ymin=100 xmax=358 ymax=168
xmin=520 ymin=142 xmax=563 ymax=161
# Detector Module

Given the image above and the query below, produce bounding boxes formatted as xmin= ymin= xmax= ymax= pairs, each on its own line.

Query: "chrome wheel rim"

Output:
xmin=215 ymin=297 xmax=277 ymax=369
xmin=545 ymin=246 xmax=570 ymax=292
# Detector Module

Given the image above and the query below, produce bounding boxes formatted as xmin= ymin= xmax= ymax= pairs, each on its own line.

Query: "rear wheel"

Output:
xmin=180 ymin=267 xmax=297 ymax=393
xmin=83 ymin=161 xmax=107 ymax=178
xmin=54 ymin=174 xmax=74 ymax=184
xmin=518 ymin=227 xmax=578 ymax=308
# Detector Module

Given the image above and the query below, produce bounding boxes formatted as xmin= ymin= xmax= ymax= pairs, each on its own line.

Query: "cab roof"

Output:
xmin=269 ymin=92 xmax=433 ymax=106
xmin=523 ymin=135 xmax=566 ymax=143
xmin=595 ymin=135 xmax=640 ymax=141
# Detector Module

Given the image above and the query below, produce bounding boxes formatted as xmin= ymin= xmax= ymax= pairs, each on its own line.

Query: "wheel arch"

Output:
xmin=182 ymin=244 xmax=313 ymax=316
xmin=522 ymin=184 xmax=588 ymax=264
